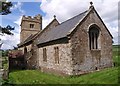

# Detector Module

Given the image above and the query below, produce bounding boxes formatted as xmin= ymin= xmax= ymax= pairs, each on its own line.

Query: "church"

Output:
xmin=18 ymin=3 xmax=113 ymax=76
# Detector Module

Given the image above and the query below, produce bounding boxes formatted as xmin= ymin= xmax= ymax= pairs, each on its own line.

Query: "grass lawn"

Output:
xmin=113 ymin=45 xmax=120 ymax=66
xmin=2 ymin=45 xmax=119 ymax=85
xmin=7 ymin=67 xmax=118 ymax=84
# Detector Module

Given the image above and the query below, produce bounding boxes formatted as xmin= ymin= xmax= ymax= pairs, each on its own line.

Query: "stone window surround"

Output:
xmin=43 ymin=48 xmax=47 ymax=62
xmin=89 ymin=27 xmax=99 ymax=50
xmin=87 ymin=23 xmax=101 ymax=50
xmin=54 ymin=46 xmax=59 ymax=64
xmin=30 ymin=24 xmax=34 ymax=28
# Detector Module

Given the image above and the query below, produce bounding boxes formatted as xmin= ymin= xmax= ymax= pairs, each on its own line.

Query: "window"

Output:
xmin=24 ymin=47 xmax=27 ymax=54
xmin=30 ymin=24 xmax=34 ymax=28
xmin=89 ymin=26 xmax=99 ymax=50
xmin=54 ymin=47 xmax=59 ymax=64
xmin=43 ymin=48 xmax=47 ymax=62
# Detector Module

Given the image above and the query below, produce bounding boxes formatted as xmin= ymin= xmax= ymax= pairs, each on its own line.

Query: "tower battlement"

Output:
xmin=22 ymin=14 xmax=42 ymax=23
xmin=20 ymin=14 xmax=42 ymax=42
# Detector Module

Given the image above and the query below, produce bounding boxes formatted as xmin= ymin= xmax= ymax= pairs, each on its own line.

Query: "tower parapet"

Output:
xmin=20 ymin=14 xmax=42 ymax=42
xmin=21 ymin=14 xmax=42 ymax=24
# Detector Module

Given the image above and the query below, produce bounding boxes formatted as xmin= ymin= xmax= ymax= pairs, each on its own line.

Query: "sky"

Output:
xmin=0 ymin=0 xmax=119 ymax=50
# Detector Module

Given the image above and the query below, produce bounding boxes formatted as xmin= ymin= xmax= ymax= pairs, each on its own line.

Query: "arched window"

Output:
xmin=89 ymin=25 xmax=99 ymax=50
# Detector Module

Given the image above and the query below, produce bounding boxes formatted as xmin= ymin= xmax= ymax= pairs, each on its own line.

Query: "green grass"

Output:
xmin=113 ymin=45 xmax=120 ymax=66
xmin=113 ymin=45 xmax=120 ymax=51
xmin=7 ymin=67 xmax=118 ymax=84
xmin=2 ymin=45 xmax=119 ymax=84
xmin=8 ymin=70 xmax=69 ymax=84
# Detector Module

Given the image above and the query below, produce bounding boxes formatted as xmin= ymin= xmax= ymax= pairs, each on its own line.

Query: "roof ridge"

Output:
xmin=34 ymin=11 xmax=88 ymax=41
xmin=18 ymin=10 xmax=89 ymax=47
xmin=33 ymin=18 xmax=59 ymax=39
xmin=37 ymin=10 xmax=89 ymax=45
xmin=60 ymin=10 xmax=88 ymax=25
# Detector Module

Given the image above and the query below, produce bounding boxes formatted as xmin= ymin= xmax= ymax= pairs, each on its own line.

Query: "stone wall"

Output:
xmin=19 ymin=15 xmax=60 ymax=70
xmin=18 ymin=44 xmax=37 ymax=69
xmin=38 ymin=43 xmax=73 ymax=76
xmin=18 ymin=44 xmax=32 ymax=54
xmin=18 ymin=47 xmax=24 ymax=54
xmin=20 ymin=29 xmax=39 ymax=43
xmin=20 ymin=14 xmax=42 ymax=42
xmin=33 ymin=18 xmax=60 ymax=69
xmin=26 ymin=44 xmax=39 ymax=69
xmin=70 ymin=9 xmax=113 ymax=75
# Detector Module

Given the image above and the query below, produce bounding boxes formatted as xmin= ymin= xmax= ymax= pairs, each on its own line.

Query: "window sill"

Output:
xmin=43 ymin=61 xmax=47 ymax=63
xmin=55 ymin=63 xmax=59 ymax=65
xmin=90 ymin=49 xmax=101 ymax=51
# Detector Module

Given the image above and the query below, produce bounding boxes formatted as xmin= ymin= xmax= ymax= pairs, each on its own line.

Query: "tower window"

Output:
xmin=30 ymin=24 xmax=34 ymax=28
xmin=89 ymin=26 xmax=99 ymax=50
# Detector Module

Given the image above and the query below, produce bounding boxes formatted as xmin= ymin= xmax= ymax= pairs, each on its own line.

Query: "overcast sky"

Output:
xmin=0 ymin=0 xmax=119 ymax=50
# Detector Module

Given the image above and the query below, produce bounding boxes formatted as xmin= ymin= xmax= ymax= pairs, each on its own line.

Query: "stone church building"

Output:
xmin=18 ymin=3 xmax=113 ymax=75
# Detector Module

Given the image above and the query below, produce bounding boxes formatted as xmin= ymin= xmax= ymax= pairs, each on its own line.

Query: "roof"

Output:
xmin=18 ymin=5 xmax=113 ymax=47
xmin=92 ymin=7 xmax=113 ymax=38
xmin=36 ymin=6 xmax=113 ymax=45
xmin=36 ymin=10 xmax=88 ymax=45
xmin=18 ymin=34 xmax=37 ymax=47
xmin=18 ymin=18 xmax=59 ymax=47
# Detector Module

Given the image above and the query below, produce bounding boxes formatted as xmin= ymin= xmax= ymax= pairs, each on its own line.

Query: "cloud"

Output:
xmin=1 ymin=0 xmax=119 ymax=50
xmin=0 ymin=16 xmax=22 ymax=50
xmin=10 ymin=2 xmax=25 ymax=14
xmin=40 ymin=0 xmax=119 ymax=44
xmin=8 ymin=0 xmax=42 ymax=2
xmin=0 ymin=33 xmax=20 ymax=50
xmin=14 ymin=16 xmax=22 ymax=27
xmin=0 ymin=16 xmax=2 ymax=26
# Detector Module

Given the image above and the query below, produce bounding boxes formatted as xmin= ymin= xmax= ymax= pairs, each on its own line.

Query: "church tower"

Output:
xmin=20 ymin=14 xmax=42 ymax=42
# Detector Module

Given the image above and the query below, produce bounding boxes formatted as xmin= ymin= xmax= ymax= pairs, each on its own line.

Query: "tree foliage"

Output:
xmin=0 ymin=1 xmax=12 ymax=15
xmin=0 ymin=1 xmax=14 ymax=49
xmin=0 ymin=1 xmax=14 ymax=35
xmin=0 ymin=25 xmax=14 ymax=35
xmin=2 ymin=50 xmax=9 ymax=57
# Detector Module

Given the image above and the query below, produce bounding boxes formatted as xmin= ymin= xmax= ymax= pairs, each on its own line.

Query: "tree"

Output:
xmin=0 ymin=0 xmax=14 ymax=35
xmin=0 ymin=1 xmax=12 ymax=15
xmin=0 ymin=1 xmax=14 ymax=48
xmin=0 ymin=25 xmax=14 ymax=35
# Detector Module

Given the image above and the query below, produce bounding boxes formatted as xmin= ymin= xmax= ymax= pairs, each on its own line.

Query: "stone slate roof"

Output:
xmin=36 ymin=10 xmax=88 ymax=45
xmin=18 ymin=6 xmax=113 ymax=47
xmin=18 ymin=18 xmax=59 ymax=47
xmin=18 ymin=34 xmax=37 ymax=47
